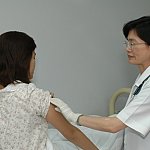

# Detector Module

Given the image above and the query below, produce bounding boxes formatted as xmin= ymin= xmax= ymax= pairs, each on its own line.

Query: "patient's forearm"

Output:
xmin=67 ymin=126 xmax=99 ymax=150
xmin=78 ymin=115 xmax=126 ymax=133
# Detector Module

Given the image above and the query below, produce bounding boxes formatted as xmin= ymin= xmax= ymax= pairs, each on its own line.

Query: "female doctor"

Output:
xmin=51 ymin=16 xmax=150 ymax=150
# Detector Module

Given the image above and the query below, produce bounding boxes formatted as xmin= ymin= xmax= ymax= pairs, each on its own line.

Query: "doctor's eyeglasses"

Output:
xmin=123 ymin=41 xmax=146 ymax=50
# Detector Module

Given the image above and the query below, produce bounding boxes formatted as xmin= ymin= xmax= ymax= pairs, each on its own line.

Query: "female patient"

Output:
xmin=0 ymin=31 xmax=98 ymax=150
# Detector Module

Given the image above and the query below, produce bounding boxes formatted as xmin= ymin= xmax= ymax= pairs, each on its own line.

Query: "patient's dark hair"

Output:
xmin=123 ymin=16 xmax=150 ymax=45
xmin=0 ymin=31 xmax=36 ymax=87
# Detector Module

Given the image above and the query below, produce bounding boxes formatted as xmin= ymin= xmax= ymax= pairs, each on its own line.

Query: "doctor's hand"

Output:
xmin=50 ymin=98 xmax=82 ymax=124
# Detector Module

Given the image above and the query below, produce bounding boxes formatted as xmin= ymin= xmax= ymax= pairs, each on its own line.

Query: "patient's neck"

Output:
xmin=0 ymin=84 xmax=4 ymax=90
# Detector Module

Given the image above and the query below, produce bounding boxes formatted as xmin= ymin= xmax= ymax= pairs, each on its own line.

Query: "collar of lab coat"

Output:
xmin=134 ymin=66 xmax=150 ymax=87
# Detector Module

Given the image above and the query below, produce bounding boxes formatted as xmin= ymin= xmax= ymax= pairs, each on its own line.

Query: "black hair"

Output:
xmin=0 ymin=31 xmax=36 ymax=87
xmin=123 ymin=16 xmax=150 ymax=45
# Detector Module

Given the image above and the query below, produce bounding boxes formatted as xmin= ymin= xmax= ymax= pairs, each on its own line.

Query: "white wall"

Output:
xmin=0 ymin=0 xmax=149 ymax=115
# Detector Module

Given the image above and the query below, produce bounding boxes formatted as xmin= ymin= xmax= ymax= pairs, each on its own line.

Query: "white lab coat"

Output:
xmin=117 ymin=66 xmax=150 ymax=150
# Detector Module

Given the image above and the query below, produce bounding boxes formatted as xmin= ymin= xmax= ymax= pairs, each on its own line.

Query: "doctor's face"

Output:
xmin=125 ymin=30 xmax=150 ymax=70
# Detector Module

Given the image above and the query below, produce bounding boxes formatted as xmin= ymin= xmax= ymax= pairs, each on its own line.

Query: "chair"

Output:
xmin=109 ymin=88 xmax=131 ymax=115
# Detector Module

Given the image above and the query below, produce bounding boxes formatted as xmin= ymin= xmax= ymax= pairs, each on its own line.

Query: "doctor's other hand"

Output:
xmin=50 ymin=98 xmax=82 ymax=124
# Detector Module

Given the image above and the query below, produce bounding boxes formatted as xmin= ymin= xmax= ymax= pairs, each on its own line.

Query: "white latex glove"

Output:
xmin=50 ymin=98 xmax=82 ymax=124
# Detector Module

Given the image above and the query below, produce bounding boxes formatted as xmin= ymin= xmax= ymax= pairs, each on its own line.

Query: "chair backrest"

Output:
xmin=109 ymin=88 xmax=131 ymax=115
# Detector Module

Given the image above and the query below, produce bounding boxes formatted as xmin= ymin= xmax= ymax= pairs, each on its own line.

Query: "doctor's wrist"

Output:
xmin=77 ymin=114 xmax=84 ymax=126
